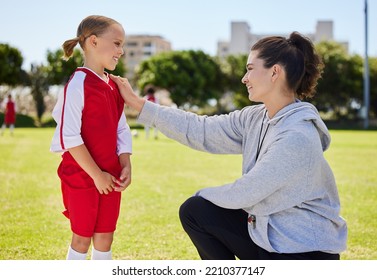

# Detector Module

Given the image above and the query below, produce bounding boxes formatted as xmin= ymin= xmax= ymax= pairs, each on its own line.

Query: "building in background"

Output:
xmin=123 ymin=35 xmax=172 ymax=81
xmin=217 ymin=20 xmax=349 ymax=58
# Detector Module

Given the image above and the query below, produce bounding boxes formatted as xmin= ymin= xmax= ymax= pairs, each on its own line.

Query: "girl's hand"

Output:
xmin=113 ymin=164 xmax=131 ymax=192
xmin=93 ymin=171 xmax=116 ymax=195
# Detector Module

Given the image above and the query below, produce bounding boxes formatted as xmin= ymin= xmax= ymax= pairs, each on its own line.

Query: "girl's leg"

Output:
xmin=91 ymin=232 xmax=114 ymax=260
xmin=67 ymin=233 xmax=91 ymax=260
xmin=179 ymin=196 xmax=259 ymax=260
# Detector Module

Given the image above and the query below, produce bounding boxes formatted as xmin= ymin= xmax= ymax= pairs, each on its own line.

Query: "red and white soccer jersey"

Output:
xmin=51 ymin=67 xmax=132 ymax=161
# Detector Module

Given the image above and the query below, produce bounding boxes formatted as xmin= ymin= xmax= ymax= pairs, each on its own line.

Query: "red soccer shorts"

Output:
xmin=57 ymin=159 xmax=121 ymax=237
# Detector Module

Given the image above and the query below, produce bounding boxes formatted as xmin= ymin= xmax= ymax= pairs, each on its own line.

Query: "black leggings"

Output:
xmin=179 ymin=196 xmax=340 ymax=260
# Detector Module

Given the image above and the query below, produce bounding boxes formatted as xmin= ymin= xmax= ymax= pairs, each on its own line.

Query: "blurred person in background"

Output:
xmin=1 ymin=94 xmax=16 ymax=136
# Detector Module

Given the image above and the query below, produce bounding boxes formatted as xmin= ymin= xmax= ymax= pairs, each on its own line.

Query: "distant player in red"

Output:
xmin=50 ymin=15 xmax=132 ymax=260
xmin=1 ymin=94 xmax=16 ymax=136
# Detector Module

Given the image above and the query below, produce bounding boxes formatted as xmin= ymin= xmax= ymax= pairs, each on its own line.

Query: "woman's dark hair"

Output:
xmin=251 ymin=31 xmax=323 ymax=99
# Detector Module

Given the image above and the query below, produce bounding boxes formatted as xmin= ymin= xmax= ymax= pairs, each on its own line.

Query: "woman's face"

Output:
xmin=241 ymin=51 xmax=274 ymax=103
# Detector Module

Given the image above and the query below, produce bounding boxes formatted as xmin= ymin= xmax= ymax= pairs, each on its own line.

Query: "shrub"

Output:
xmin=0 ymin=113 xmax=36 ymax=127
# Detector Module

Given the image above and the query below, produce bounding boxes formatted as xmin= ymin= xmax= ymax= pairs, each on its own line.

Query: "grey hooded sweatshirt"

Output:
xmin=137 ymin=100 xmax=347 ymax=254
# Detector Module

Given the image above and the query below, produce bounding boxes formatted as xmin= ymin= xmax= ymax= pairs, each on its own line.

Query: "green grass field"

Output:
xmin=0 ymin=128 xmax=376 ymax=260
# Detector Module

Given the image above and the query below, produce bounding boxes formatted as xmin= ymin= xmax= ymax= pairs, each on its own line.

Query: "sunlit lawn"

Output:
xmin=0 ymin=128 xmax=376 ymax=260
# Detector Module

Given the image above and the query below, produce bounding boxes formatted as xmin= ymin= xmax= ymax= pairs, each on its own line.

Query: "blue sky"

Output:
xmin=1 ymin=0 xmax=376 ymax=69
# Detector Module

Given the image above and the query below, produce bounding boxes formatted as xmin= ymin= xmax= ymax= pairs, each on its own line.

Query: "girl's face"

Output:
xmin=241 ymin=51 xmax=274 ymax=103
xmin=94 ymin=24 xmax=125 ymax=71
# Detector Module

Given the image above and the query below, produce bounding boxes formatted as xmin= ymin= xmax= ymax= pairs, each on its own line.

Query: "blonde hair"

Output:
xmin=62 ymin=15 xmax=120 ymax=61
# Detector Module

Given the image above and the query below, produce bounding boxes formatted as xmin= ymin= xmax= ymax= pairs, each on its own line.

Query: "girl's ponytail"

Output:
xmin=62 ymin=37 xmax=80 ymax=61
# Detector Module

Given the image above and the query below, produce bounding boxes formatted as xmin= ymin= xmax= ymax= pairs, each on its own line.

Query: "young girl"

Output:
xmin=111 ymin=31 xmax=347 ymax=260
xmin=50 ymin=15 xmax=132 ymax=260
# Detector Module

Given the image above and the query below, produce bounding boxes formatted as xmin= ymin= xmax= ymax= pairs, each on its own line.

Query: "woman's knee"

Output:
xmin=179 ymin=196 xmax=209 ymax=225
xmin=180 ymin=196 xmax=202 ymax=215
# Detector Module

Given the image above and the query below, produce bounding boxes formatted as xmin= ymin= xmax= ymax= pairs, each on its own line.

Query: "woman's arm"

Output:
xmin=111 ymin=75 xmax=244 ymax=154
xmin=196 ymin=131 xmax=313 ymax=213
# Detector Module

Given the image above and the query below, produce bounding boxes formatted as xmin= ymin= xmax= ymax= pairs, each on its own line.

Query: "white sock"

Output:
xmin=91 ymin=247 xmax=112 ymax=260
xmin=66 ymin=246 xmax=87 ymax=260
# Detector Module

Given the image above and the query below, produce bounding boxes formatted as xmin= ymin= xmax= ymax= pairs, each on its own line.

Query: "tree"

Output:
xmin=46 ymin=49 xmax=83 ymax=85
xmin=0 ymin=43 xmax=26 ymax=86
xmin=315 ymin=41 xmax=363 ymax=120
xmin=29 ymin=64 xmax=49 ymax=124
xmin=46 ymin=48 xmax=126 ymax=85
xmin=135 ymin=50 xmax=225 ymax=107
xmin=217 ymin=54 xmax=250 ymax=109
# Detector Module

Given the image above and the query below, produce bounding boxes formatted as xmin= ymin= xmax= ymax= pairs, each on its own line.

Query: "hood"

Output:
xmin=266 ymin=101 xmax=331 ymax=151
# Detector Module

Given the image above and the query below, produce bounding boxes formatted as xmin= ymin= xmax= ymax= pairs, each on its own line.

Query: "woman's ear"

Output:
xmin=271 ymin=65 xmax=281 ymax=82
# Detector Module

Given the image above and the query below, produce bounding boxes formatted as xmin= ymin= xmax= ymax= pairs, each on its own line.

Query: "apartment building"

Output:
xmin=217 ymin=20 xmax=348 ymax=57
xmin=123 ymin=35 xmax=172 ymax=80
